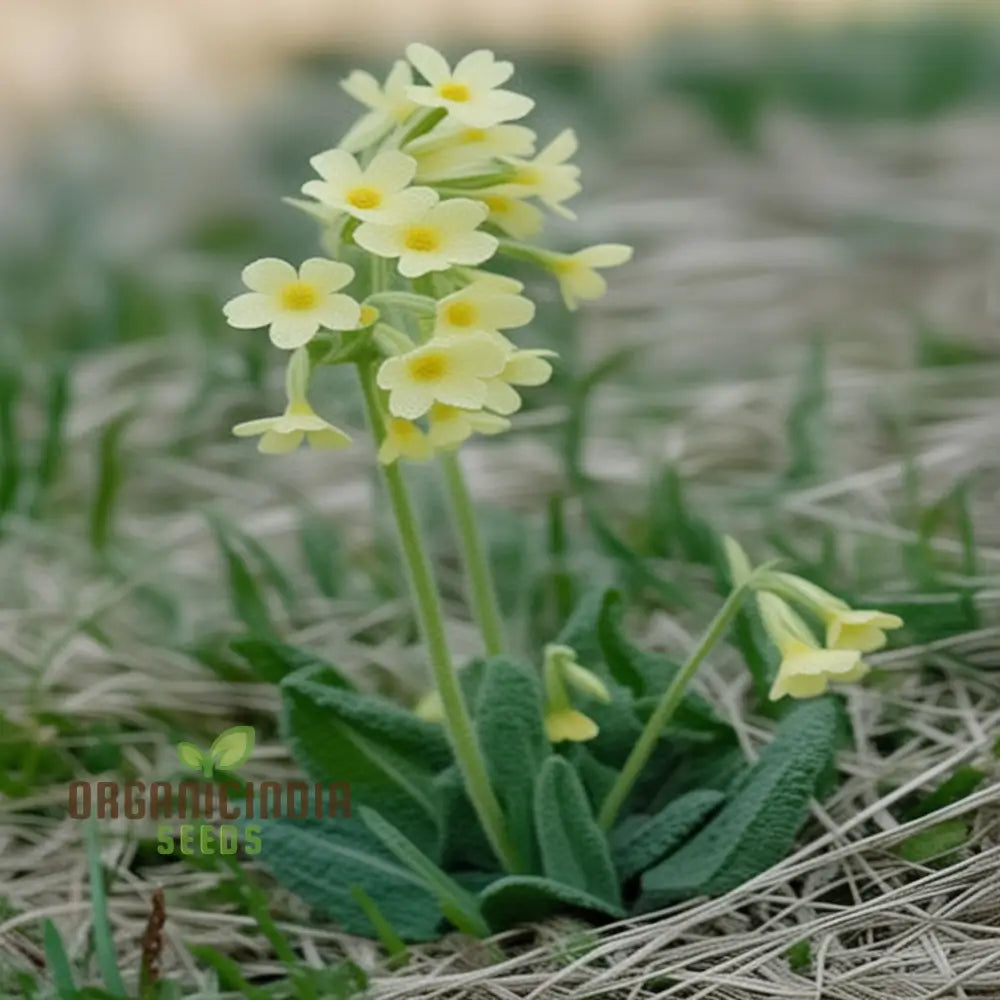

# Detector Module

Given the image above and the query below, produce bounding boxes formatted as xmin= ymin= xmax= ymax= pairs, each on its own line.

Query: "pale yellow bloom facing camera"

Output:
xmin=223 ymin=257 xmax=361 ymax=349
xmin=302 ymin=149 xmax=436 ymax=225
xmin=355 ymin=197 xmax=498 ymax=278
xmin=405 ymin=44 xmax=535 ymax=129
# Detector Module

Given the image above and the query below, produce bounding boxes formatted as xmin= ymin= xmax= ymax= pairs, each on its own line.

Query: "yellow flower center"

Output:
xmin=483 ymin=194 xmax=509 ymax=214
xmin=551 ymin=258 xmax=580 ymax=277
xmin=444 ymin=301 xmax=477 ymax=327
xmin=346 ymin=186 xmax=382 ymax=210
xmin=358 ymin=304 xmax=379 ymax=327
xmin=461 ymin=128 xmax=487 ymax=143
xmin=514 ymin=167 xmax=540 ymax=186
xmin=388 ymin=417 xmax=417 ymax=439
xmin=407 ymin=352 xmax=448 ymax=383
xmin=403 ymin=226 xmax=441 ymax=253
xmin=430 ymin=403 xmax=459 ymax=423
xmin=438 ymin=81 xmax=471 ymax=102
xmin=279 ymin=281 xmax=319 ymax=311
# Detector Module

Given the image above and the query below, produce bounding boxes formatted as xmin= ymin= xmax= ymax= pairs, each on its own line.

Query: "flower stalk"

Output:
xmin=597 ymin=578 xmax=755 ymax=831
xmin=356 ymin=359 xmax=522 ymax=873
xmin=439 ymin=450 xmax=507 ymax=656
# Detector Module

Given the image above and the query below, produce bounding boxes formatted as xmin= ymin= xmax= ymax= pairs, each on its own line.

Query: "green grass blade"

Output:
xmin=348 ymin=885 xmax=409 ymax=966
xmin=89 ymin=412 xmax=130 ymax=552
xmin=42 ymin=919 xmax=77 ymax=999
xmin=29 ymin=362 xmax=70 ymax=518
xmin=84 ymin=819 xmax=127 ymax=996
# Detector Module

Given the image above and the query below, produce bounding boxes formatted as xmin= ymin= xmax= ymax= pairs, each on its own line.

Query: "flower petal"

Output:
xmin=406 ymin=43 xmax=451 ymax=84
xmin=453 ymin=49 xmax=513 ymax=89
xmin=299 ymin=258 xmax=355 ymax=293
xmin=364 ymin=150 xmax=418 ymax=192
xmin=259 ymin=430 xmax=304 ymax=454
xmin=444 ymin=232 xmax=498 ymax=267
xmin=232 ymin=417 xmax=279 ymax=437
xmin=242 ymin=258 xmax=296 ymax=293
xmin=308 ymin=428 xmax=352 ymax=450
xmin=354 ymin=222 xmax=404 ymax=259
xmin=223 ymin=292 xmax=274 ymax=329
xmin=315 ymin=294 xmax=362 ymax=331
xmin=269 ymin=316 xmax=319 ymax=350
xmin=577 ymin=243 xmax=634 ymax=268
xmin=340 ymin=70 xmax=382 ymax=108
xmin=309 ymin=148 xmax=361 ymax=184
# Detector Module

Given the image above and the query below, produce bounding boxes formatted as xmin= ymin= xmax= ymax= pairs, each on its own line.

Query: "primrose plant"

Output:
xmin=222 ymin=45 xmax=904 ymax=942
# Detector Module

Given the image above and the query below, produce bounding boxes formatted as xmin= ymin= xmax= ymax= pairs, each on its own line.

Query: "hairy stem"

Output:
xmin=597 ymin=579 xmax=755 ymax=830
xmin=356 ymin=360 xmax=522 ymax=873
xmin=439 ymin=450 xmax=506 ymax=657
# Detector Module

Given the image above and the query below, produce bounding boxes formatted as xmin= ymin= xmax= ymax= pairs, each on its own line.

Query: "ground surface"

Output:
xmin=2 ymin=34 xmax=1000 ymax=999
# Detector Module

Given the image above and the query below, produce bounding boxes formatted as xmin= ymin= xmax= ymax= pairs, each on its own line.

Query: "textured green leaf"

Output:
xmin=480 ymin=875 xmax=624 ymax=930
xmin=641 ymin=698 xmax=839 ymax=905
xmin=534 ymin=757 xmax=621 ymax=908
xmin=611 ymin=789 xmax=726 ymax=880
xmin=473 ymin=658 xmax=548 ymax=871
xmin=360 ymin=807 xmax=489 ymax=938
xmin=435 ymin=765 xmax=497 ymax=871
xmin=253 ymin=815 xmax=444 ymax=941
xmin=42 ymin=919 xmax=77 ymax=999
xmin=282 ymin=664 xmax=452 ymax=854
xmin=230 ymin=636 xmax=353 ymax=687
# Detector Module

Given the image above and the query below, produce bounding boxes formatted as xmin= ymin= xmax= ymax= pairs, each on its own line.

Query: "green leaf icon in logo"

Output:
xmin=176 ymin=726 xmax=255 ymax=778
xmin=209 ymin=725 xmax=255 ymax=772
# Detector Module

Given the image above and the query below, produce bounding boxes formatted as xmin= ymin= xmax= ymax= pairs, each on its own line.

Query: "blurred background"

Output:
xmin=6 ymin=2 xmax=1000 ymax=986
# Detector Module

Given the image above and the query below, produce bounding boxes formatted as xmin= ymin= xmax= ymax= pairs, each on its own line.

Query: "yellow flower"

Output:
xmin=477 ymin=190 xmax=544 ymax=240
xmin=223 ymin=257 xmax=361 ymax=349
xmin=339 ymin=59 xmax=419 ymax=152
xmin=414 ymin=690 xmax=444 ymax=723
xmin=376 ymin=334 xmax=508 ymax=418
xmin=232 ymin=349 xmax=352 ymax=454
xmin=545 ymin=709 xmax=599 ymax=743
xmin=483 ymin=348 xmax=557 ymax=415
xmin=758 ymin=593 xmax=868 ymax=701
xmin=767 ymin=572 xmax=903 ymax=653
xmin=355 ymin=198 xmax=498 ymax=278
xmin=427 ymin=403 xmax=510 ymax=448
xmin=378 ymin=417 xmax=434 ymax=464
xmin=405 ymin=44 xmax=534 ymax=129
xmin=493 ymin=128 xmax=581 ymax=218
xmin=302 ymin=149 xmax=436 ymax=224
xmin=433 ymin=279 xmax=535 ymax=341
xmin=543 ymin=644 xmax=610 ymax=744
xmin=546 ymin=244 xmax=633 ymax=311
xmin=408 ymin=122 xmax=536 ymax=181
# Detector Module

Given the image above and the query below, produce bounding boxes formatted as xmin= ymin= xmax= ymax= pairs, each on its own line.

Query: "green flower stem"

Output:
xmin=439 ymin=450 xmax=507 ymax=657
xmin=356 ymin=360 xmax=522 ymax=874
xmin=597 ymin=578 xmax=755 ymax=831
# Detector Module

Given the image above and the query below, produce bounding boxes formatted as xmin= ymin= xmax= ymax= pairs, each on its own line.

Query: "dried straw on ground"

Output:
xmin=3 ymin=97 xmax=1000 ymax=998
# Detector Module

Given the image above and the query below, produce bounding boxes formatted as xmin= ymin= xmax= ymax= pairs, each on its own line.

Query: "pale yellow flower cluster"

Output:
xmin=222 ymin=44 xmax=633 ymax=458
xmin=757 ymin=573 xmax=903 ymax=701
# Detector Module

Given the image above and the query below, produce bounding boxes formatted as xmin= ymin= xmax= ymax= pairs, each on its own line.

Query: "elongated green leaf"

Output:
xmin=896 ymin=819 xmax=970 ymax=863
xmin=360 ymin=807 xmax=489 ymax=938
xmin=84 ymin=819 xmax=127 ymax=996
xmin=348 ymin=886 xmax=409 ymax=965
xmin=473 ymin=658 xmax=548 ymax=872
xmin=89 ymin=412 xmax=130 ymax=552
xmin=42 ymin=919 xmax=76 ymax=999
xmin=611 ymin=789 xmax=725 ymax=880
xmin=641 ymin=697 xmax=839 ymax=906
xmin=480 ymin=875 xmax=624 ymax=930
xmin=252 ymin=815 xmax=444 ymax=941
xmin=534 ymin=757 xmax=621 ymax=908
xmin=30 ymin=363 xmax=70 ymax=519
xmin=282 ymin=664 xmax=451 ymax=854
xmin=210 ymin=523 xmax=274 ymax=636
xmin=299 ymin=513 xmax=344 ymax=598
xmin=187 ymin=945 xmax=266 ymax=999
xmin=0 ymin=367 xmax=21 ymax=520
xmin=229 ymin=636 xmax=353 ymax=687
